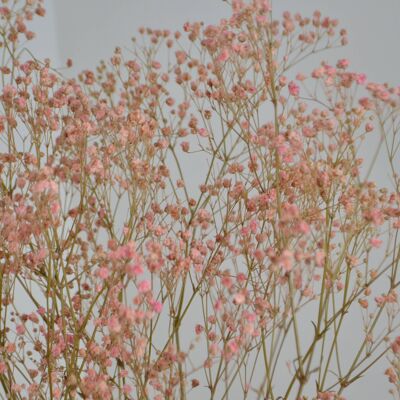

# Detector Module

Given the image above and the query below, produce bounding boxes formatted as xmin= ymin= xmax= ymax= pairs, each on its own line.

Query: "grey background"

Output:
xmin=25 ymin=1 xmax=400 ymax=398
xmin=51 ymin=0 xmax=400 ymax=86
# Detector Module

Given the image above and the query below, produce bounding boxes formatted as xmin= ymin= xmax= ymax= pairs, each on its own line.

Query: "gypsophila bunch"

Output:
xmin=0 ymin=0 xmax=399 ymax=399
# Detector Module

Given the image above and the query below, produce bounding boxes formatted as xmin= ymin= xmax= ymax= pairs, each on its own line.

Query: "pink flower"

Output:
xmin=359 ymin=97 xmax=375 ymax=110
xmin=365 ymin=122 xmax=374 ymax=132
xmin=296 ymin=73 xmax=307 ymax=81
xmin=315 ymin=251 xmax=325 ymax=267
xmin=98 ymin=267 xmax=109 ymax=280
xmin=318 ymin=391 xmax=335 ymax=400
xmin=364 ymin=209 xmax=384 ymax=226
xmin=151 ymin=301 xmax=163 ymax=313
xmin=312 ymin=67 xmax=325 ymax=78
xmin=2 ymin=84 xmax=16 ymax=99
xmin=385 ymin=367 xmax=397 ymax=383
xmin=369 ymin=237 xmax=382 ymax=248
xmin=6 ymin=343 xmax=16 ymax=354
xmin=375 ymin=295 xmax=386 ymax=307
xmin=181 ymin=141 xmax=190 ymax=152
xmin=138 ymin=280 xmax=151 ymax=293
xmin=16 ymin=324 xmax=25 ymax=335
xmin=50 ymin=201 xmax=60 ymax=215
xmin=356 ymin=73 xmax=367 ymax=85
xmin=108 ymin=316 xmax=121 ymax=334
xmin=217 ymin=48 xmax=230 ymax=63
xmin=32 ymin=179 xmax=58 ymax=194
xmin=280 ymin=250 xmax=293 ymax=272
xmin=336 ymin=281 xmax=344 ymax=291
xmin=254 ymin=249 xmax=265 ymax=262
xmin=16 ymin=97 xmax=27 ymax=110
xmin=228 ymin=339 xmax=239 ymax=354
xmin=234 ymin=293 xmax=246 ymax=305
xmin=249 ymin=219 xmax=258 ymax=234
xmin=126 ymin=263 xmax=143 ymax=277
xmin=336 ymin=58 xmax=349 ymax=69
xmin=175 ymin=50 xmax=187 ymax=65
xmin=0 ymin=7 xmax=10 ymax=17
xmin=198 ymin=128 xmax=209 ymax=137
xmin=214 ymin=298 xmax=223 ymax=310
xmin=123 ymin=384 xmax=133 ymax=395
xmin=288 ymin=81 xmax=300 ymax=96
xmin=391 ymin=336 xmax=400 ymax=354
xmin=279 ymin=76 xmax=288 ymax=86
xmin=297 ymin=221 xmax=310 ymax=235
xmin=195 ymin=324 xmax=204 ymax=335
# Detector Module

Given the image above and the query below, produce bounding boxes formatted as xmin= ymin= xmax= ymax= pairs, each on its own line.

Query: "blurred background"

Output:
xmin=31 ymin=0 xmax=400 ymax=86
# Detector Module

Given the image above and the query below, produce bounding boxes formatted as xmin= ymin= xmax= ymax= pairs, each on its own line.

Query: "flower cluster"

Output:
xmin=0 ymin=0 xmax=398 ymax=399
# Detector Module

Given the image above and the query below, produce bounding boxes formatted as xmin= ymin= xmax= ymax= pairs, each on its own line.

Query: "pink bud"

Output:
xmin=138 ymin=280 xmax=151 ymax=293
xmin=217 ymin=48 xmax=230 ymax=63
xmin=369 ymin=237 xmax=382 ymax=248
xmin=288 ymin=81 xmax=300 ymax=96
xmin=365 ymin=123 xmax=374 ymax=132
xmin=98 ymin=267 xmax=109 ymax=280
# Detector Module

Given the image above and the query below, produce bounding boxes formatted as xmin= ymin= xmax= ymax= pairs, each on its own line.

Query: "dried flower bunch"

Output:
xmin=0 ymin=0 xmax=399 ymax=399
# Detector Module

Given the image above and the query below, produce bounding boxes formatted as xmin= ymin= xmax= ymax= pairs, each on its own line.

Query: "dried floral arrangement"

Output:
xmin=0 ymin=1 xmax=399 ymax=399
